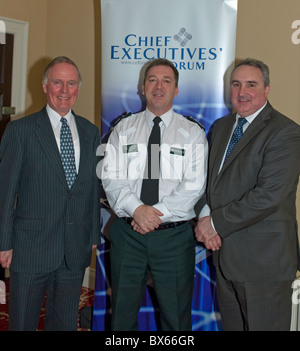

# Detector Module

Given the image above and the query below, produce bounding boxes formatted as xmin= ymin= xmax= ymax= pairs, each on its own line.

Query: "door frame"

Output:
xmin=0 ymin=17 xmax=28 ymax=119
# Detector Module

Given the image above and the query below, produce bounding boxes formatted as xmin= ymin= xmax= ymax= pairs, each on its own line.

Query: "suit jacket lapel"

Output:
xmin=73 ymin=114 xmax=89 ymax=184
xmin=209 ymin=115 xmax=235 ymax=183
xmin=35 ymin=108 xmax=92 ymax=191
xmin=35 ymin=107 xmax=67 ymax=187
xmin=217 ymin=103 xmax=272 ymax=177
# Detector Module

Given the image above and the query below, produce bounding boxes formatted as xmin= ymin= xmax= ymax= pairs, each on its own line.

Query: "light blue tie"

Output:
xmin=60 ymin=117 xmax=77 ymax=189
xmin=224 ymin=117 xmax=247 ymax=162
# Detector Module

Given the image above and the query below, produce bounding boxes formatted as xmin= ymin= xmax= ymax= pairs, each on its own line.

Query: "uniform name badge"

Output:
xmin=170 ymin=147 xmax=185 ymax=156
xmin=123 ymin=144 xmax=138 ymax=153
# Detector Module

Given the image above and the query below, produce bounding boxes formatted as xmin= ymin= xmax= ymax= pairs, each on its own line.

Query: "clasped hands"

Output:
xmin=132 ymin=205 xmax=163 ymax=234
xmin=194 ymin=216 xmax=222 ymax=251
xmin=131 ymin=207 xmax=222 ymax=252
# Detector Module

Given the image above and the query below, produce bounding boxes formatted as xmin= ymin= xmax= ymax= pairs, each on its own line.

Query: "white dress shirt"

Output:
xmin=101 ymin=108 xmax=208 ymax=223
xmin=47 ymin=104 xmax=80 ymax=172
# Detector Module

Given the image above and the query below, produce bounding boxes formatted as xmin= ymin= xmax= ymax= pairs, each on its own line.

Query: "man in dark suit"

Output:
xmin=195 ymin=58 xmax=300 ymax=331
xmin=0 ymin=56 xmax=101 ymax=330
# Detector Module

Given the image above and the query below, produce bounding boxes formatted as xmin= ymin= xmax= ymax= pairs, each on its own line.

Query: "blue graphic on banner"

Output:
xmin=101 ymin=87 xmax=231 ymax=139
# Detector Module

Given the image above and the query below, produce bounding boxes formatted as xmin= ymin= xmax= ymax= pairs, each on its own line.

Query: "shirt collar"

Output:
xmin=236 ymin=101 xmax=267 ymax=125
xmin=145 ymin=107 xmax=174 ymax=128
xmin=46 ymin=104 xmax=73 ymax=128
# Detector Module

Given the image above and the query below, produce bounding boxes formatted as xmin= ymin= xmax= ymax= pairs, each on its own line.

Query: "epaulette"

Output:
xmin=114 ymin=112 xmax=132 ymax=126
xmin=184 ymin=116 xmax=205 ymax=130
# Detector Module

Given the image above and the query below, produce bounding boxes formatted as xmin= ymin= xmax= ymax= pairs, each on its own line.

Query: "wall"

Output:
xmin=236 ymin=0 xmax=300 ymax=122
xmin=0 ymin=0 xmax=100 ymax=127
xmin=235 ymin=0 xmax=300 ymax=229
xmin=45 ymin=0 xmax=101 ymax=128
xmin=0 ymin=0 xmax=47 ymax=116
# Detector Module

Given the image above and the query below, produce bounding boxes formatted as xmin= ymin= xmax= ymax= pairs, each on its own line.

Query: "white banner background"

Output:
xmin=100 ymin=0 xmax=238 ymax=135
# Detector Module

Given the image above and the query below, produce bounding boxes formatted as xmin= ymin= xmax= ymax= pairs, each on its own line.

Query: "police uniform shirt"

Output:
xmin=102 ymin=108 xmax=208 ymax=223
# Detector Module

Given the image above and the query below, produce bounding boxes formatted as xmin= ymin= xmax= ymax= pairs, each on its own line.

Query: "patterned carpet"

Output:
xmin=0 ymin=278 xmax=95 ymax=331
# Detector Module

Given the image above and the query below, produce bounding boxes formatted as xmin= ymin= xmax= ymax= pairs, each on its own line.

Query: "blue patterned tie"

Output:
xmin=224 ymin=117 xmax=247 ymax=162
xmin=60 ymin=117 xmax=77 ymax=189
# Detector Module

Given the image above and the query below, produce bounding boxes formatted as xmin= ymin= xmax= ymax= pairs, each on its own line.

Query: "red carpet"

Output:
xmin=0 ymin=278 xmax=94 ymax=331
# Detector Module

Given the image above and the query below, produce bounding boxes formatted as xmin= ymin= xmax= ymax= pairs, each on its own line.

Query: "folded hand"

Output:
xmin=132 ymin=205 xmax=163 ymax=234
xmin=195 ymin=216 xmax=222 ymax=251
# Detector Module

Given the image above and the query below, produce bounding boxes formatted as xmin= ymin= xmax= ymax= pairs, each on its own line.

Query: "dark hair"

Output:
xmin=143 ymin=58 xmax=179 ymax=87
xmin=43 ymin=56 xmax=82 ymax=86
xmin=231 ymin=58 xmax=270 ymax=87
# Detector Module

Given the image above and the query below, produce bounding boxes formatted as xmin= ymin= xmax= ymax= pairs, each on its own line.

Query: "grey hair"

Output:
xmin=231 ymin=58 xmax=270 ymax=87
xmin=42 ymin=56 xmax=82 ymax=86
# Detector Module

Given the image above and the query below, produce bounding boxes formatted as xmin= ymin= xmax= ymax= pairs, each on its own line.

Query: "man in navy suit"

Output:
xmin=0 ymin=56 xmax=101 ymax=330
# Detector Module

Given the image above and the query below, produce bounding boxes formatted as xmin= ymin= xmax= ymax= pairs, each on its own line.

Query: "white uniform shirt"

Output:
xmin=101 ymin=108 xmax=208 ymax=223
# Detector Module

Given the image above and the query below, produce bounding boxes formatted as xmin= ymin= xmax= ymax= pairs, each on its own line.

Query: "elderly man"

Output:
xmin=0 ymin=56 xmax=101 ymax=330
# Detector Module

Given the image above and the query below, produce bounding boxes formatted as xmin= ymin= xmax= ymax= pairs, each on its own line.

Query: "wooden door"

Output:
xmin=0 ymin=33 xmax=14 ymax=140
xmin=0 ymin=33 xmax=14 ymax=280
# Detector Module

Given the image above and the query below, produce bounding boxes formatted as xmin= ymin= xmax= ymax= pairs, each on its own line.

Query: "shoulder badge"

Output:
xmin=184 ymin=116 xmax=205 ymax=130
xmin=114 ymin=112 xmax=132 ymax=126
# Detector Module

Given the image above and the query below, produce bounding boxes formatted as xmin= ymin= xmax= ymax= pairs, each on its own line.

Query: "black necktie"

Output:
xmin=140 ymin=116 xmax=162 ymax=205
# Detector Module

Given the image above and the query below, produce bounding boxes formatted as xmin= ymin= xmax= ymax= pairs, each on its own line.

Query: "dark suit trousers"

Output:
xmin=216 ymin=268 xmax=293 ymax=331
xmin=9 ymin=260 xmax=85 ymax=331
xmin=109 ymin=218 xmax=195 ymax=331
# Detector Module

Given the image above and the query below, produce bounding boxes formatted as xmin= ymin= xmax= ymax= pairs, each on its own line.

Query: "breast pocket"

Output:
xmin=124 ymin=143 xmax=147 ymax=180
xmin=161 ymin=144 xmax=186 ymax=181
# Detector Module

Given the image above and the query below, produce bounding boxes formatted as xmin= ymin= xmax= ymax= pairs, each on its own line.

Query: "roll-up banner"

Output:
xmin=93 ymin=0 xmax=238 ymax=331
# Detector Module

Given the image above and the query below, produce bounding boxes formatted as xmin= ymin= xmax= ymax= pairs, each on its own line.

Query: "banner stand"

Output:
xmin=93 ymin=0 xmax=238 ymax=331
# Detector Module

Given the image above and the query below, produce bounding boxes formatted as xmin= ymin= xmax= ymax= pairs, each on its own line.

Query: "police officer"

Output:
xmin=101 ymin=58 xmax=208 ymax=331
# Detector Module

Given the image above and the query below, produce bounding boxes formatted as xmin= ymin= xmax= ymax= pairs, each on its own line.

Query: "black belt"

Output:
xmin=122 ymin=217 xmax=187 ymax=231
